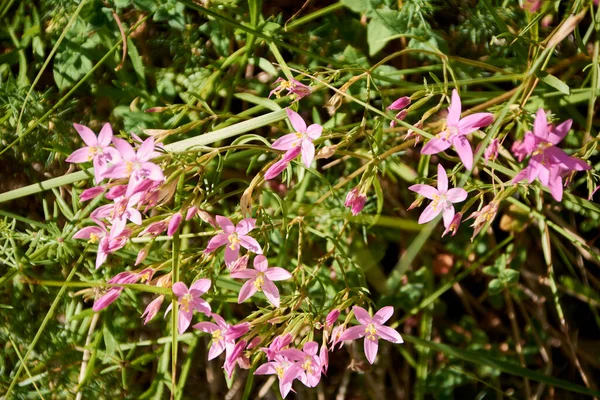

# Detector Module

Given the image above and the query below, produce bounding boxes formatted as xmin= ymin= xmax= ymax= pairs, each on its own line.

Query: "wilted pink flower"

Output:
xmin=467 ymin=201 xmax=499 ymax=240
xmin=262 ymin=333 xmax=294 ymax=361
xmin=421 ymin=89 xmax=494 ymax=170
xmin=193 ymin=313 xmax=250 ymax=361
xmin=103 ymin=136 xmax=164 ymax=195
xmin=166 ymin=280 xmax=212 ymax=334
xmin=484 ymin=138 xmax=500 ymax=164
xmin=66 ymin=123 xmax=121 ymax=183
xmin=409 ymin=164 xmax=468 ymax=228
xmin=229 ymin=254 xmax=249 ymax=273
xmin=142 ymin=295 xmax=164 ymax=324
xmin=224 ymin=339 xmax=250 ymax=378
xmin=93 ymin=268 xmax=153 ymax=312
xmin=139 ymin=220 xmax=168 ymax=237
xmin=80 ymin=186 xmax=106 ymax=202
xmin=264 ymin=146 xmax=302 ymax=180
xmin=325 ymin=309 xmax=340 ymax=327
xmin=442 ymin=212 xmax=463 ymax=237
xmin=204 ymin=216 xmax=263 ymax=267
xmin=280 ymin=342 xmax=323 ymax=388
xmin=255 ymin=355 xmax=295 ymax=398
xmin=271 ymin=108 xmax=322 ymax=169
xmin=344 ymin=187 xmax=367 ymax=216
xmin=512 ymin=109 xmax=590 ymax=201
xmin=73 ymin=222 xmax=130 ymax=269
xmin=231 ymin=255 xmax=292 ymax=307
xmin=269 ymin=78 xmax=311 ymax=101
xmin=167 ymin=212 xmax=183 ymax=236
xmin=339 ymin=306 xmax=403 ymax=364
xmin=330 ymin=325 xmax=345 ymax=350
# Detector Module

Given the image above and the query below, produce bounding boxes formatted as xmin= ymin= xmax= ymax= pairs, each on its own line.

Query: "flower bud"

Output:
xmin=167 ymin=212 xmax=183 ymax=236
xmin=325 ymin=309 xmax=340 ymax=327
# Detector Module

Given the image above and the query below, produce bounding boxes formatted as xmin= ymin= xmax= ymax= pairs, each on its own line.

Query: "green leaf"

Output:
xmin=488 ymin=278 xmax=503 ymax=295
xmin=367 ymin=15 xmax=395 ymax=56
xmin=538 ymin=72 xmax=570 ymax=95
xmin=127 ymin=37 xmax=145 ymax=87
xmin=103 ymin=323 xmax=117 ymax=358
xmin=341 ymin=0 xmax=370 ymax=13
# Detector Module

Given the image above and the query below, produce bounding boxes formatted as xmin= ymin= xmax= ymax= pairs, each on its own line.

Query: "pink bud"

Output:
xmin=135 ymin=245 xmax=150 ymax=265
xmin=325 ymin=309 xmax=340 ymax=327
xmin=185 ymin=206 xmax=198 ymax=221
xmin=484 ymin=139 xmax=499 ymax=164
xmin=390 ymin=109 xmax=408 ymax=128
xmin=105 ymin=185 xmax=127 ymax=200
xmin=167 ymin=212 xmax=183 ymax=236
xmin=345 ymin=187 xmax=367 ymax=216
xmin=80 ymin=186 xmax=105 ymax=202
xmin=247 ymin=336 xmax=262 ymax=349
xmin=387 ymin=96 xmax=411 ymax=111
xmin=442 ymin=213 xmax=463 ymax=237
xmin=141 ymin=295 xmax=164 ymax=324
xmin=319 ymin=344 xmax=329 ymax=374
xmin=229 ymin=254 xmax=249 ymax=273
xmin=139 ymin=221 xmax=168 ymax=237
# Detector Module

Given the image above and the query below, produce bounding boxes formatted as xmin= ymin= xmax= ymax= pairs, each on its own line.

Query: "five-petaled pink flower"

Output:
xmin=512 ymin=108 xmax=590 ymax=201
xmin=231 ymin=255 xmax=292 ymax=307
xmin=193 ymin=313 xmax=250 ymax=361
xmin=280 ymin=341 xmax=323 ymax=388
xmin=409 ymin=164 xmax=468 ymax=228
xmin=166 ymin=280 xmax=212 ymax=334
xmin=73 ymin=222 xmax=130 ymax=269
xmin=269 ymin=78 xmax=311 ymax=101
xmin=421 ymin=89 xmax=494 ymax=170
xmin=338 ymin=306 xmax=403 ymax=364
xmin=204 ymin=216 xmax=263 ymax=267
xmin=66 ymin=123 xmax=121 ymax=183
xmin=271 ymin=109 xmax=322 ymax=169
xmin=255 ymin=355 xmax=295 ymax=398
xmin=103 ymin=136 xmax=164 ymax=195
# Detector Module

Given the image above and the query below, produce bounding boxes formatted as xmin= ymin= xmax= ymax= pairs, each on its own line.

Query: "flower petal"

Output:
xmin=137 ymin=137 xmax=156 ymax=161
xmin=172 ymin=282 xmax=188 ymax=297
xmin=74 ymin=124 xmax=98 ymax=146
xmin=306 ymin=124 xmax=322 ymax=140
xmin=548 ymin=119 xmax=571 ymax=145
xmin=97 ymin=123 xmax=113 ymax=147
xmin=301 ymin=139 xmax=315 ymax=168
xmin=408 ymin=184 xmax=438 ymax=199
xmin=238 ymin=279 xmax=258 ymax=303
xmin=457 ymin=113 xmax=494 ymax=135
xmin=253 ymin=255 xmax=269 ymax=272
xmin=192 ymin=321 xmax=218 ymax=333
xmin=421 ymin=137 xmax=451 ymax=155
xmin=66 ymin=147 xmax=92 ymax=163
xmin=236 ymin=218 xmax=256 ymax=235
xmin=262 ymin=278 xmax=281 ymax=307
xmin=216 ymin=216 xmax=235 ymax=233
xmin=442 ymin=206 xmax=455 ymax=228
xmin=339 ymin=325 xmax=365 ymax=341
xmin=190 ymin=278 xmax=211 ymax=294
xmin=534 ymin=108 xmax=549 ymax=140
xmin=286 ymin=108 xmax=307 ymax=133
xmin=204 ymin=233 xmax=229 ymax=253
xmin=437 ymin=164 xmax=448 ymax=193
xmin=453 ymin=135 xmax=473 ymax=170
xmin=373 ymin=306 xmax=394 ymax=324
xmin=446 ymin=188 xmax=467 ymax=203
xmin=272 ymin=133 xmax=301 ymax=151
xmin=377 ymin=325 xmax=403 ymax=343
xmin=112 ymin=137 xmax=136 ymax=161
xmin=364 ymin=338 xmax=379 ymax=364
xmin=353 ymin=306 xmax=372 ymax=325
xmin=208 ymin=340 xmax=227 ymax=360
xmin=265 ymin=267 xmax=292 ymax=281
xmin=447 ymin=89 xmax=462 ymax=126
xmin=239 ymin=235 xmax=263 ymax=254
xmin=178 ymin=309 xmax=192 ymax=334
xmin=224 ymin=245 xmax=240 ymax=266
xmin=418 ymin=204 xmax=442 ymax=224
xmin=231 ymin=270 xmax=258 ymax=279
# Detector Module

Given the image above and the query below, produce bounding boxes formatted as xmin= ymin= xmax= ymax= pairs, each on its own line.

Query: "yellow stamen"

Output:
xmin=180 ymin=293 xmax=193 ymax=312
xmin=228 ymin=233 xmax=240 ymax=250
xmin=302 ymin=358 xmax=313 ymax=374
xmin=253 ymin=273 xmax=265 ymax=291
xmin=212 ymin=329 xmax=223 ymax=342
xmin=89 ymin=232 xmax=100 ymax=244
xmin=365 ymin=323 xmax=377 ymax=341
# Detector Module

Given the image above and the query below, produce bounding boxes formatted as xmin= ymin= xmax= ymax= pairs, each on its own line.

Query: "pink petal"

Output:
xmin=178 ymin=309 xmax=192 ymax=334
xmin=418 ymin=203 xmax=442 ymax=224
xmin=167 ymin=212 xmax=183 ymax=236
xmin=437 ymin=164 xmax=448 ymax=193
xmin=283 ymin=146 xmax=302 ymax=162
xmin=137 ymin=137 xmax=156 ymax=161
xmin=303 ymin=341 xmax=319 ymax=356
xmin=373 ymin=306 xmax=394 ymax=324
xmin=364 ymin=338 xmax=379 ymax=364
xmin=97 ymin=123 xmax=113 ymax=147
xmin=95 ymin=248 xmax=108 ymax=269
xmin=272 ymin=133 xmax=301 ymax=151
xmin=548 ymin=175 xmax=563 ymax=202
xmin=80 ymin=186 xmax=105 ymax=202
xmin=66 ymin=147 xmax=92 ymax=163
xmin=387 ymin=96 xmax=411 ymax=111
xmin=73 ymin=124 xmax=98 ymax=146
xmin=442 ymin=207 xmax=455 ymax=228
xmin=239 ymin=235 xmax=263 ymax=254
xmin=446 ymin=188 xmax=467 ymax=203
xmin=190 ymin=278 xmax=211 ymax=294
xmin=338 ymin=325 xmax=365 ymax=341
xmin=408 ymin=184 xmax=439 ymax=200
xmin=73 ymin=226 xmax=104 ymax=240
xmin=453 ymin=135 xmax=473 ymax=170
xmin=253 ymin=255 xmax=269 ymax=272
xmin=236 ymin=218 xmax=256 ymax=235
xmin=301 ymin=139 xmax=315 ymax=168
xmin=208 ymin=340 xmax=227 ymax=360
xmin=457 ymin=113 xmax=494 ymax=135
xmin=377 ymin=325 xmax=403 ymax=343
xmin=224 ymin=245 xmax=240 ymax=266
xmin=141 ymin=162 xmax=164 ymax=181
xmin=262 ymin=278 xmax=281 ymax=307
xmin=353 ymin=306 xmax=372 ymax=325
xmin=92 ymin=158 xmax=107 ymax=184
xmin=112 ymin=137 xmax=136 ymax=161
xmin=192 ymin=321 xmax=218 ymax=333
xmin=264 ymin=158 xmax=291 ymax=180
xmin=231 ymin=270 xmax=258 ymax=279
xmin=204 ymin=233 xmax=229 ymax=253
xmin=306 ymin=124 xmax=323 ymax=140
xmin=265 ymin=267 xmax=292 ymax=281
xmin=534 ymin=108 xmax=549 ymax=140
xmin=229 ymin=253 xmax=249 ymax=273
xmin=226 ymin=322 xmax=250 ymax=341
xmin=447 ymin=89 xmax=462 ymax=126
xmin=255 ymin=362 xmax=277 ymax=375
xmin=421 ymin=137 xmax=451 ymax=154
xmin=102 ymin=163 xmax=129 ymax=179
xmin=238 ymin=279 xmax=258 ymax=303
xmin=548 ymin=119 xmax=571 ymax=145
xmin=216 ymin=216 xmax=235 ymax=233
xmin=286 ymin=108 xmax=307 ymax=133
xmin=172 ymin=282 xmax=189 ymax=297
xmin=92 ymin=288 xmax=122 ymax=312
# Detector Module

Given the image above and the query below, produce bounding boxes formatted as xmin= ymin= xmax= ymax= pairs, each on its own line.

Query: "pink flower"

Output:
xmin=325 ymin=309 xmax=340 ymax=327
xmin=329 ymin=325 xmax=345 ymax=350
xmin=271 ymin=108 xmax=322 ymax=168
xmin=269 ymin=78 xmax=311 ymax=101
xmin=338 ymin=306 xmax=403 ymax=364
xmin=193 ymin=313 xmax=250 ymax=361
xmin=484 ymin=138 xmax=500 ymax=164
xmin=231 ymin=255 xmax=292 ymax=307
xmin=442 ymin=212 xmax=463 ymax=237
xmin=280 ymin=342 xmax=323 ymax=388
xmin=421 ymin=89 xmax=494 ymax=170
xmin=512 ymin=109 xmax=590 ymax=201
xmin=409 ymin=164 xmax=468 ymax=228
xmin=73 ymin=223 xmax=130 ymax=269
xmin=167 ymin=212 xmax=183 ymax=236
xmin=66 ymin=123 xmax=121 ymax=183
xmin=264 ymin=146 xmax=302 ymax=180
xmin=255 ymin=355 xmax=295 ymax=398
xmin=79 ymin=186 xmax=106 ymax=202
xmin=344 ymin=187 xmax=367 ymax=216
xmin=224 ymin=339 xmax=249 ymax=378
xmin=139 ymin=220 xmax=168 ymax=237
xmin=229 ymin=254 xmax=249 ymax=273
xmin=166 ymin=280 xmax=212 ymax=334
xmin=93 ymin=268 xmax=153 ymax=312
xmin=185 ymin=206 xmax=198 ymax=220
xmin=467 ymin=201 xmax=499 ymax=240
xmin=204 ymin=216 xmax=263 ymax=267
xmin=141 ymin=295 xmax=164 ymax=324
xmin=262 ymin=333 xmax=294 ymax=361
xmin=103 ymin=136 xmax=164 ymax=195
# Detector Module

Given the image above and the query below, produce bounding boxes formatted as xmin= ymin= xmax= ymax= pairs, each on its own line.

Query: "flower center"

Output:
xmin=431 ymin=194 xmax=447 ymax=210
xmin=212 ymin=329 xmax=223 ymax=342
xmin=302 ymin=357 xmax=313 ymax=374
xmin=180 ymin=293 xmax=193 ymax=312
xmin=89 ymin=232 xmax=100 ymax=244
xmin=275 ymin=365 xmax=286 ymax=378
xmin=533 ymin=141 xmax=553 ymax=156
xmin=139 ymin=272 xmax=150 ymax=283
xmin=365 ymin=323 xmax=378 ymax=341
xmin=254 ymin=273 xmax=265 ymax=291
xmin=228 ymin=233 xmax=240 ymax=250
